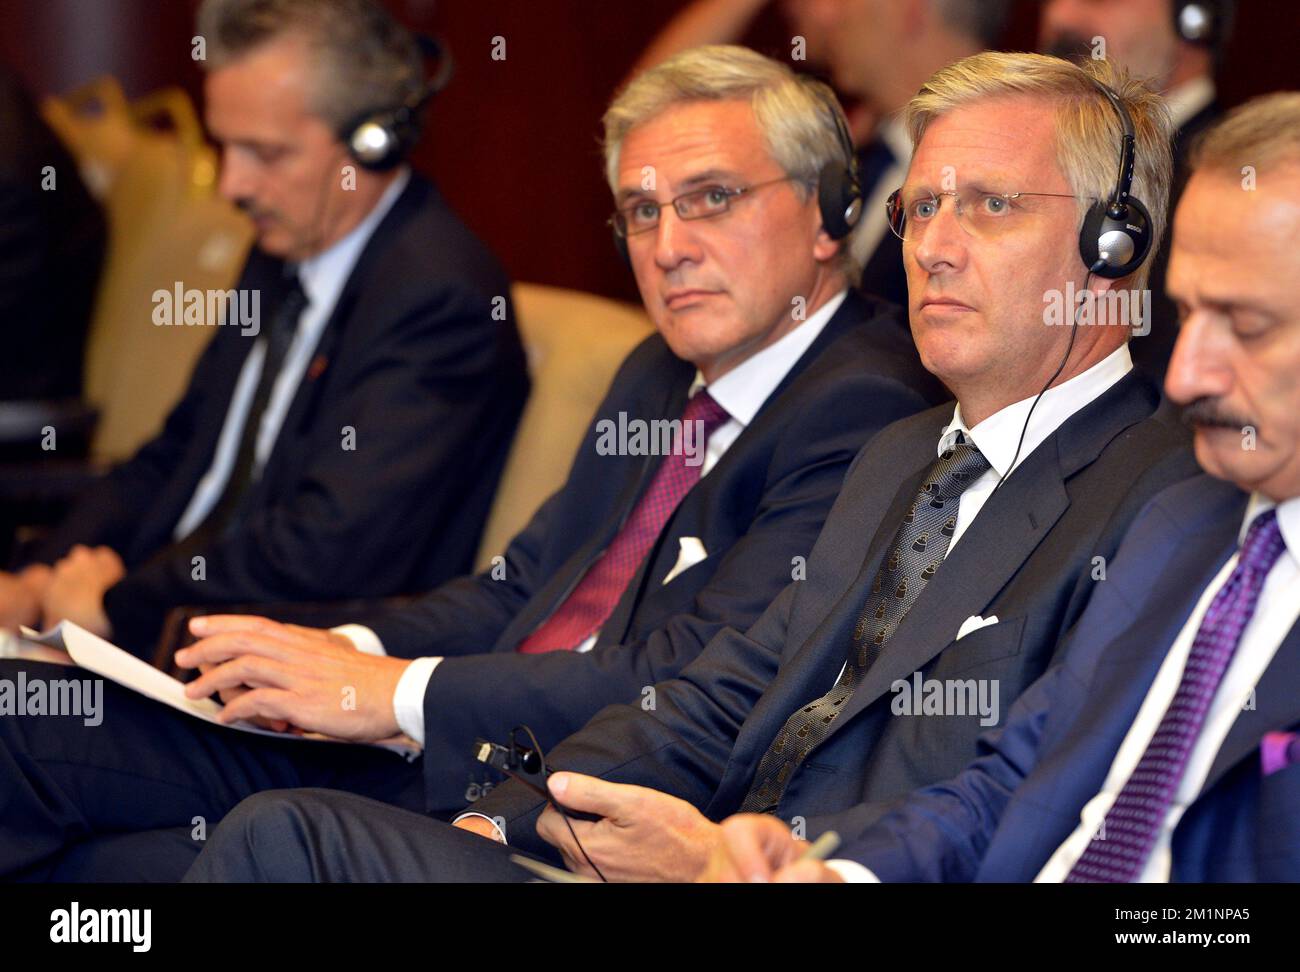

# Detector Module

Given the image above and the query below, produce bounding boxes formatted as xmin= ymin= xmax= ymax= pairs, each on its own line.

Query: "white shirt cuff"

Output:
xmin=332 ymin=624 xmax=385 ymax=656
xmin=453 ymin=811 xmax=508 ymax=844
xmin=826 ymin=859 xmax=881 ymax=883
xmin=391 ymin=655 xmax=442 ymax=746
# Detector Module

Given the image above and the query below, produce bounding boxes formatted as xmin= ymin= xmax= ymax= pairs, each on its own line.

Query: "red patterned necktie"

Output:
xmin=516 ymin=389 xmax=730 ymax=653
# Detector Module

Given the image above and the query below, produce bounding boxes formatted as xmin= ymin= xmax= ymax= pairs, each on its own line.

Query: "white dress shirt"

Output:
xmin=1036 ymin=493 xmax=1300 ymax=882
xmin=339 ymin=289 xmax=851 ymax=748
xmin=1165 ymin=76 xmax=1216 ymax=130
xmin=172 ymin=168 xmax=411 ymax=539
xmin=826 ymin=343 xmax=1133 ymax=883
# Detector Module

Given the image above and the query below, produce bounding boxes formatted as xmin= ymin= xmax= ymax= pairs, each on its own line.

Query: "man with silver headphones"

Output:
xmin=184 ymin=53 xmax=1202 ymax=884
xmin=0 ymin=0 xmax=529 ymax=653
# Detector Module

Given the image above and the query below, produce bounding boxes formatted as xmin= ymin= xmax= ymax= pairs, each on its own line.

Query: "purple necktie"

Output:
xmin=1066 ymin=508 xmax=1286 ymax=882
xmin=516 ymin=389 xmax=730 ymax=654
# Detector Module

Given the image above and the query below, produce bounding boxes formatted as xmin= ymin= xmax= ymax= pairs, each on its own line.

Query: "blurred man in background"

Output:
xmin=0 ymin=0 xmax=528 ymax=654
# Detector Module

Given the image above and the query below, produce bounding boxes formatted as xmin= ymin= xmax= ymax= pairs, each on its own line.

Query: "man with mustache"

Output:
xmin=705 ymin=91 xmax=1300 ymax=884
xmin=184 ymin=53 xmax=1201 ymax=884
xmin=0 ymin=0 xmax=529 ymax=654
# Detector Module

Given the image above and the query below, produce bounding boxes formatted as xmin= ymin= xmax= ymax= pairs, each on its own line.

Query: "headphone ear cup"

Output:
xmin=1078 ymin=195 xmax=1153 ymax=279
xmin=612 ymin=228 xmax=630 ymax=268
xmin=342 ymin=112 xmax=402 ymax=171
xmin=817 ymin=161 xmax=863 ymax=241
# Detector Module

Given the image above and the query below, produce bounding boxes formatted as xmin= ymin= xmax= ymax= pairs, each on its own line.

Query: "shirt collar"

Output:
xmin=938 ymin=343 xmax=1134 ymax=477
xmin=1165 ymin=76 xmax=1217 ymax=130
xmin=688 ymin=289 xmax=848 ymax=426
xmin=877 ymin=114 xmax=912 ymax=175
xmin=1239 ymin=493 xmax=1300 ymax=568
xmin=295 ymin=166 xmax=411 ymax=310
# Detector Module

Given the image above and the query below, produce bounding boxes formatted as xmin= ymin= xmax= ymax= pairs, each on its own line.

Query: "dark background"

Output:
xmin=2 ymin=0 xmax=1296 ymax=301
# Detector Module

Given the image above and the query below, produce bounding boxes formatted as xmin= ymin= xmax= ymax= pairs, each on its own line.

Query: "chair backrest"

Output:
xmin=43 ymin=78 xmax=254 ymax=461
xmin=474 ymin=283 xmax=653 ymax=569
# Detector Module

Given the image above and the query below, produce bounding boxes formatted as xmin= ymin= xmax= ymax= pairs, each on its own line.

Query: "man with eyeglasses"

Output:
xmin=0 ymin=45 xmax=943 ymax=881
xmin=184 ymin=53 xmax=1199 ymax=885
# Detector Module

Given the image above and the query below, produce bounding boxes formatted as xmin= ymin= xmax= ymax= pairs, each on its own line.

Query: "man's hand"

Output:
xmin=697 ymin=813 xmax=844 ymax=883
xmin=0 ymin=564 xmax=52 ymax=631
xmin=39 ymin=546 xmax=125 ymax=637
xmin=535 ymin=772 xmax=723 ymax=882
xmin=175 ymin=615 xmax=409 ymax=741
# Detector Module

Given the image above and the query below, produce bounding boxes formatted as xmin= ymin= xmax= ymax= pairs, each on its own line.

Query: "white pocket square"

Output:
xmin=956 ymin=614 xmax=999 ymax=641
xmin=662 ymin=537 xmax=708 ymax=585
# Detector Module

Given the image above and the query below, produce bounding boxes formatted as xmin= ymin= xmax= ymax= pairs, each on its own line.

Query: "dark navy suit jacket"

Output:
xmin=359 ymin=290 xmax=947 ymax=812
xmin=26 ymin=174 xmax=529 ymax=655
xmin=841 ymin=473 xmax=1300 ymax=882
xmin=469 ymin=368 xmax=1199 ymax=858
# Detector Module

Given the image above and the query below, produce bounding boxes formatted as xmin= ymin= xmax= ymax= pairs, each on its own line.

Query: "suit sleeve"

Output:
xmin=829 ymin=660 xmax=1063 ymax=882
xmin=464 ymin=386 xmax=925 ymax=850
xmin=26 ymin=332 xmax=228 ymax=564
xmin=101 ymin=283 xmax=524 ymax=653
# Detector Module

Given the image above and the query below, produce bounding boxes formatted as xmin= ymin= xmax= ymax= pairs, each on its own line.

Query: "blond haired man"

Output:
xmin=708 ymin=92 xmax=1300 ymax=883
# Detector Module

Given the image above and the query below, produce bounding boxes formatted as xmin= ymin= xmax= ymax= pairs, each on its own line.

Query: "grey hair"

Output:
xmin=196 ymin=0 xmax=424 ymax=133
xmin=603 ymin=45 xmax=863 ymax=277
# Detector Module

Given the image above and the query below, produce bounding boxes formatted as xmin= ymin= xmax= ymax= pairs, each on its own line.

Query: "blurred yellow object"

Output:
xmin=474 ymin=284 xmax=653 ymax=569
xmin=43 ymin=77 xmax=253 ymax=462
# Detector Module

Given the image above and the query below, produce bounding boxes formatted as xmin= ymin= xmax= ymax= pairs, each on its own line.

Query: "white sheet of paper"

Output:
xmin=17 ymin=621 xmax=419 ymax=758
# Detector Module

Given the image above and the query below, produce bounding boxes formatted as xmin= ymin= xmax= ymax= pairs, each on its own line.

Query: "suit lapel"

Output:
xmin=510 ymin=364 xmax=692 ymax=647
xmin=1199 ymin=622 xmax=1300 ymax=797
xmin=600 ymin=292 xmax=887 ymax=645
xmin=831 ymin=370 xmax=1158 ymax=731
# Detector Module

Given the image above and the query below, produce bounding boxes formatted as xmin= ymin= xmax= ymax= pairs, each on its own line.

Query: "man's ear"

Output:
xmin=813 ymin=226 xmax=843 ymax=266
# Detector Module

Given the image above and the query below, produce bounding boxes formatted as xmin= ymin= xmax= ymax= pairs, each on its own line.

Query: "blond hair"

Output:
xmin=904 ymin=52 xmax=1174 ymax=292
xmin=603 ymin=45 xmax=862 ymax=277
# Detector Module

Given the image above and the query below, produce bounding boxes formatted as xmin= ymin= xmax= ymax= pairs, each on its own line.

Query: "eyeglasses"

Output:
xmin=609 ymin=176 xmax=799 ymax=238
xmin=886 ymin=186 xmax=1089 ymax=242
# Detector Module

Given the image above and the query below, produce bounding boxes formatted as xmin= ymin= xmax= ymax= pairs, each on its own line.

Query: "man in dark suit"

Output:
xmin=0 ymin=45 xmax=942 ymax=880
xmin=182 ymin=54 xmax=1201 ymax=884
xmin=705 ymin=92 xmax=1300 ymax=883
xmin=1040 ymin=0 xmax=1235 ymax=386
xmin=0 ymin=0 xmax=528 ymax=653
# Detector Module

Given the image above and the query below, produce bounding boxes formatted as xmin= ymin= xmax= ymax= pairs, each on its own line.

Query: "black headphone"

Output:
xmin=1173 ymin=0 xmax=1230 ymax=46
xmin=339 ymin=34 xmax=454 ymax=171
xmin=611 ymin=82 xmax=864 ymax=266
xmin=1077 ymin=77 xmax=1153 ymax=280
